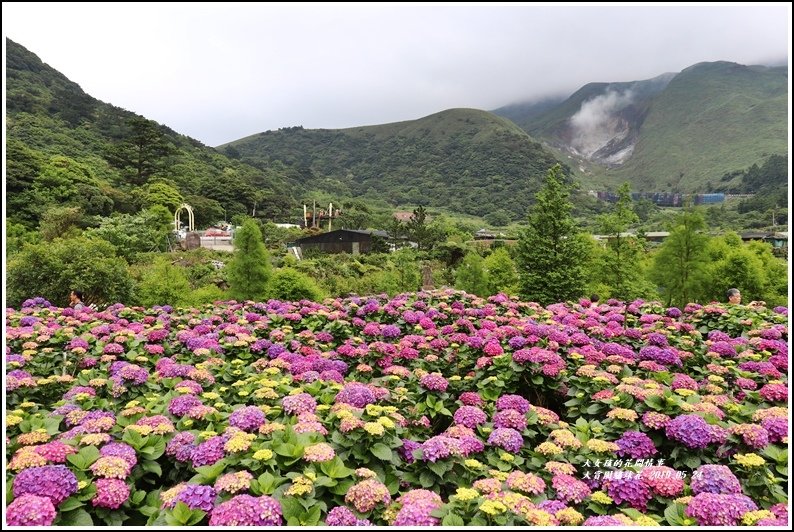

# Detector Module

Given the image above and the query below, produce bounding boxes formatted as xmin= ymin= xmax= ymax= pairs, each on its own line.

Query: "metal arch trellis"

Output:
xmin=174 ymin=203 xmax=195 ymax=232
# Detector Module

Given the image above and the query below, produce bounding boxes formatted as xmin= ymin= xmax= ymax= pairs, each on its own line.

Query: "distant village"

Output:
xmin=174 ymin=199 xmax=788 ymax=260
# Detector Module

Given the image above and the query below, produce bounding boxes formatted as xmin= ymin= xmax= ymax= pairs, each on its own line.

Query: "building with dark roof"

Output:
xmin=294 ymin=229 xmax=390 ymax=255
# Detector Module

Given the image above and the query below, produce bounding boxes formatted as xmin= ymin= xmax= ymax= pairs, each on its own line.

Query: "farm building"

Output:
xmin=294 ymin=229 xmax=390 ymax=255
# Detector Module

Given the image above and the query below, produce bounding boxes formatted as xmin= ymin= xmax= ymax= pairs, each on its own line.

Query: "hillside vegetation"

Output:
xmin=496 ymin=62 xmax=788 ymax=193
xmin=6 ymin=38 xmax=299 ymax=228
xmin=221 ymin=108 xmax=566 ymax=220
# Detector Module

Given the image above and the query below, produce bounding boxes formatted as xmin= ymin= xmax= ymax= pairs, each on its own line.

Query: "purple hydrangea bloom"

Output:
xmin=209 ymin=495 xmax=283 ymax=526
xmin=13 ymin=465 xmax=78 ymax=505
xmin=453 ymin=406 xmax=487 ymax=428
xmin=666 ymin=307 xmax=682 ymax=318
xmin=492 ymin=409 xmax=528 ymax=431
xmin=419 ymin=373 xmax=448 ymax=392
xmin=399 ymin=439 xmax=422 ymax=464
xmin=709 ymin=341 xmax=737 ymax=357
xmin=495 ymin=394 xmax=531 ymax=414
xmin=707 ymin=330 xmax=731 ymax=342
xmin=487 ymin=428 xmax=523 ymax=453
xmin=603 ymin=477 xmax=652 ymax=510
xmin=335 ymin=383 xmax=376 ymax=408
xmin=381 ymin=325 xmax=401 ymax=338
xmin=537 ymin=499 xmax=567 ymax=514
xmin=100 ymin=442 xmax=138 ymax=467
xmin=762 ymin=417 xmax=787 ymax=443
xmin=176 ymin=484 xmax=217 ymax=512
xmin=229 ymin=406 xmax=266 ymax=431
xmin=583 ymin=515 xmax=630 ymax=526
xmin=168 ymin=395 xmax=203 ymax=416
xmin=615 ymin=431 xmax=658 ymax=459
xmin=191 ymin=436 xmax=226 ymax=468
xmin=690 ymin=465 xmax=741 ymax=495
xmin=167 ymin=431 xmax=196 ymax=461
xmin=686 ymin=493 xmax=757 ymax=526
xmin=421 ymin=436 xmax=459 ymax=462
xmin=665 ymin=415 xmax=714 ymax=449
xmin=325 ymin=506 xmax=372 ymax=526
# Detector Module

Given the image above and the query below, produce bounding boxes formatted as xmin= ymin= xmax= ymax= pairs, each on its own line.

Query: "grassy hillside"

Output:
xmin=501 ymin=62 xmax=787 ymax=193
xmin=6 ymin=39 xmax=300 ymax=228
xmin=222 ymin=108 xmax=566 ymax=219
xmin=609 ymin=62 xmax=788 ymax=192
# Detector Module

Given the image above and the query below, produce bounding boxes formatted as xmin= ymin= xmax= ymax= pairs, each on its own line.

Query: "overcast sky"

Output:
xmin=4 ymin=3 xmax=790 ymax=146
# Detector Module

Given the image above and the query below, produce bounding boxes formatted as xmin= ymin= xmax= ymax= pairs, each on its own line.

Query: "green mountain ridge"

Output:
xmin=6 ymin=38 xmax=300 ymax=228
xmin=7 ymin=37 xmax=786 ymax=232
xmin=495 ymin=61 xmax=788 ymax=193
xmin=222 ymin=108 xmax=566 ymax=219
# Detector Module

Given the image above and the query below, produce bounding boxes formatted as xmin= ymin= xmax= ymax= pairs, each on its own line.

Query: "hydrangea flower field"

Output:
xmin=5 ymin=291 xmax=789 ymax=526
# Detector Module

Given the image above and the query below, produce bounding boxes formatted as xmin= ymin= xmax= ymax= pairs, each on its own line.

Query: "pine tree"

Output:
xmin=516 ymin=164 xmax=589 ymax=305
xmin=227 ymin=219 xmax=271 ymax=301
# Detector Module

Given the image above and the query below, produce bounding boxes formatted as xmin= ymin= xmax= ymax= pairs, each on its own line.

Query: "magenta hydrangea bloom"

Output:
xmin=325 ymin=506 xmax=371 ymax=526
xmin=671 ymin=373 xmax=698 ymax=390
xmin=759 ymin=383 xmax=787 ymax=402
xmin=495 ymin=394 xmax=531 ymax=413
xmin=209 ymin=494 xmax=283 ymax=526
xmin=492 ymin=409 xmax=528 ymax=431
xmin=459 ymin=391 xmax=483 ymax=406
xmin=35 ymin=441 xmax=76 ymax=463
xmin=393 ymin=491 xmax=443 ymax=526
xmin=686 ymin=493 xmax=757 ymax=526
xmin=639 ymin=466 xmax=685 ymax=497
xmin=393 ymin=502 xmax=440 ymax=526
xmin=6 ymin=494 xmax=57 ymax=526
xmin=453 ymin=406 xmax=487 ymax=428
xmin=552 ymin=474 xmax=592 ymax=504
xmin=92 ymin=478 xmax=131 ymax=509
xmin=419 ymin=373 xmax=448 ymax=392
